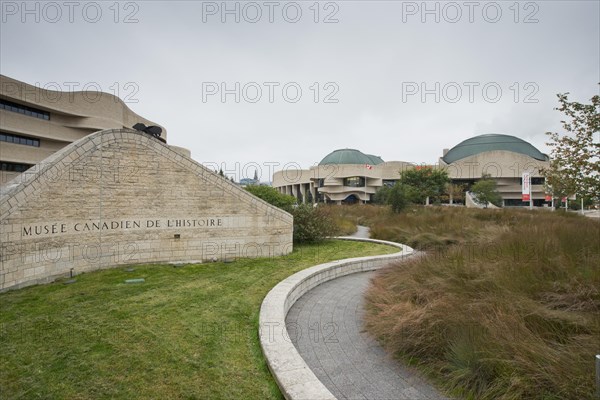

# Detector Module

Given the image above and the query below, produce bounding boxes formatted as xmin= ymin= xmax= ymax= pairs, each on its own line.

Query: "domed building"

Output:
xmin=273 ymin=135 xmax=552 ymax=207
xmin=272 ymin=149 xmax=412 ymax=204
xmin=318 ymin=149 xmax=385 ymax=166
xmin=439 ymin=134 xmax=551 ymax=207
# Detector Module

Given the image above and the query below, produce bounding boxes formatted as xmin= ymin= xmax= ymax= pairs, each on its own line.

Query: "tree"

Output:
xmin=388 ymin=183 xmax=409 ymax=213
xmin=373 ymin=182 xmax=409 ymax=212
xmin=399 ymin=167 xmax=450 ymax=204
xmin=543 ymin=90 xmax=600 ymax=202
xmin=373 ymin=185 xmax=391 ymax=205
xmin=471 ymin=174 xmax=502 ymax=208
xmin=245 ymin=185 xmax=296 ymax=211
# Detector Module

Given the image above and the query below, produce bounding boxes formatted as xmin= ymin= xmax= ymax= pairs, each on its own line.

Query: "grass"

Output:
xmin=0 ymin=240 xmax=396 ymax=399
xmin=352 ymin=206 xmax=600 ymax=399
xmin=318 ymin=205 xmax=359 ymax=236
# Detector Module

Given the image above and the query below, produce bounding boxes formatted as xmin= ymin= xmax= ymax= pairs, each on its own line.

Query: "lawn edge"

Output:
xmin=258 ymin=237 xmax=413 ymax=400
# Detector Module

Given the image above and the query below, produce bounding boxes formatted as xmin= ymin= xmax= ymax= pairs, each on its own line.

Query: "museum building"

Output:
xmin=273 ymin=134 xmax=552 ymax=207
xmin=439 ymin=134 xmax=551 ymax=207
xmin=0 ymin=74 xmax=185 ymax=185
xmin=272 ymin=148 xmax=414 ymax=204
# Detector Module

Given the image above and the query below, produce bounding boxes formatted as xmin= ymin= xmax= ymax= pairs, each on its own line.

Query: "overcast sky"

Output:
xmin=1 ymin=1 xmax=598 ymax=181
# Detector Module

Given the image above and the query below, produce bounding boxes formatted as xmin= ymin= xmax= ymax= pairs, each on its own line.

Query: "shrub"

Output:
xmin=245 ymin=185 xmax=296 ymax=211
xmin=316 ymin=205 xmax=357 ymax=235
xmin=290 ymin=204 xmax=338 ymax=243
xmin=244 ymin=186 xmax=339 ymax=243
xmin=388 ymin=183 xmax=410 ymax=213
xmin=373 ymin=185 xmax=391 ymax=205
xmin=373 ymin=183 xmax=410 ymax=213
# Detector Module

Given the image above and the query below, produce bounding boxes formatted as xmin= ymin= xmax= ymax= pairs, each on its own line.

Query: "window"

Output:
xmin=531 ymin=177 xmax=545 ymax=185
xmin=519 ymin=177 xmax=545 ymax=185
xmin=382 ymin=179 xmax=397 ymax=187
xmin=0 ymin=132 xmax=40 ymax=147
xmin=344 ymin=177 xmax=365 ymax=187
xmin=0 ymin=99 xmax=50 ymax=120
xmin=0 ymin=161 xmax=33 ymax=173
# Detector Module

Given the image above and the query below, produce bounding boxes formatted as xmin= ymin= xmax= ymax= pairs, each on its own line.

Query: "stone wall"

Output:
xmin=0 ymin=129 xmax=293 ymax=291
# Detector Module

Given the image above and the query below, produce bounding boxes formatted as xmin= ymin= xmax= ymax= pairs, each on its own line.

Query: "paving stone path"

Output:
xmin=284 ymin=226 xmax=449 ymax=399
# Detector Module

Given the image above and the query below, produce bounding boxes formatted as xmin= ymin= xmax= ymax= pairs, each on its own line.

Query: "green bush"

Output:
xmin=373 ymin=183 xmax=410 ymax=213
xmin=245 ymin=185 xmax=296 ymax=211
xmin=290 ymin=204 xmax=338 ymax=243
xmin=388 ymin=183 xmax=410 ymax=213
xmin=373 ymin=185 xmax=391 ymax=205
xmin=316 ymin=205 xmax=357 ymax=235
xmin=244 ymin=186 xmax=338 ymax=243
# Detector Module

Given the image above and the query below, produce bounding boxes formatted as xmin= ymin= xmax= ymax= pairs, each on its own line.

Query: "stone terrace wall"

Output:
xmin=0 ymin=129 xmax=293 ymax=291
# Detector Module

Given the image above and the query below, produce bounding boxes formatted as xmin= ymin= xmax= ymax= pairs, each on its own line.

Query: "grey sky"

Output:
xmin=1 ymin=1 xmax=598 ymax=181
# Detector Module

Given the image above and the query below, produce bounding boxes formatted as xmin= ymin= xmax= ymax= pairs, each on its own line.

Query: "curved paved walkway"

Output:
xmin=351 ymin=225 xmax=371 ymax=239
xmin=285 ymin=226 xmax=448 ymax=399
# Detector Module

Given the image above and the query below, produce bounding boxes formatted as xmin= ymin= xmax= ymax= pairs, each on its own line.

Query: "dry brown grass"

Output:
xmin=357 ymin=206 xmax=599 ymax=399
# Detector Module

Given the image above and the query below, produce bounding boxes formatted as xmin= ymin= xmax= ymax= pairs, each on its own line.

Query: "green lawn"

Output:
xmin=0 ymin=240 xmax=396 ymax=399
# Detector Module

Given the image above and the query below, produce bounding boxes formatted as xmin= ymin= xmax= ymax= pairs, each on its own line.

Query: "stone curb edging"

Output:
xmin=258 ymin=237 xmax=414 ymax=400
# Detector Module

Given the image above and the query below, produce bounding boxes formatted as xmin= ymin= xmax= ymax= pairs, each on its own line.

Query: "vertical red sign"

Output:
xmin=522 ymin=172 xmax=531 ymax=201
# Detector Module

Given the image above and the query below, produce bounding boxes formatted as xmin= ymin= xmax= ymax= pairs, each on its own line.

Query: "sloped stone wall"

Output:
xmin=0 ymin=129 xmax=293 ymax=291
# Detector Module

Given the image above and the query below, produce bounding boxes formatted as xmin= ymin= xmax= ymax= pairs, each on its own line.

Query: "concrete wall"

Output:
xmin=0 ymin=129 xmax=293 ymax=291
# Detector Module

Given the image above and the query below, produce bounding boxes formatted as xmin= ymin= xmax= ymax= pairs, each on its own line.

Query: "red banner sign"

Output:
xmin=522 ymin=172 xmax=531 ymax=202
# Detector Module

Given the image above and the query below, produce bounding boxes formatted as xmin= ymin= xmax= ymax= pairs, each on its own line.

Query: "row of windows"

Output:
xmin=344 ymin=177 xmax=366 ymax=187
xmin=504 ymin=198 xmax=549 ymax=207
xmin=0 ymin=131 xmax=40 ymax=147
xmin=520 ymin=177 xmax=546 ymax=185
xmin=455 ymin=177 xmax=546 ymax=185
xmin=0 ymin=161 xmax=33 ymax=173
xmin=0 ymin=99 xmax=50 ymax=120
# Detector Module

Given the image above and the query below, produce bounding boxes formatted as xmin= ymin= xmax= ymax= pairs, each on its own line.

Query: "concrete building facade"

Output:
xmin=273 ymin=149 xmax=413 ymax=204
xmin=440 ymin=134 xmax=551 ymax=207
xmin=274 ymin=135 xmax=552 ymax=207
xmin=0 ymin=75 xmax=175 ymax=185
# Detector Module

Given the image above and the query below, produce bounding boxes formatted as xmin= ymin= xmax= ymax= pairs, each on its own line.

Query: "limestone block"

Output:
xmin=0 ymin=129 xmax=293 ymax=291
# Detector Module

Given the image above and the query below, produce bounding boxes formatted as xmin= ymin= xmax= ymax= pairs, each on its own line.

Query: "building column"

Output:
xmin=299 ymin=184 xmax=307 ymax=204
